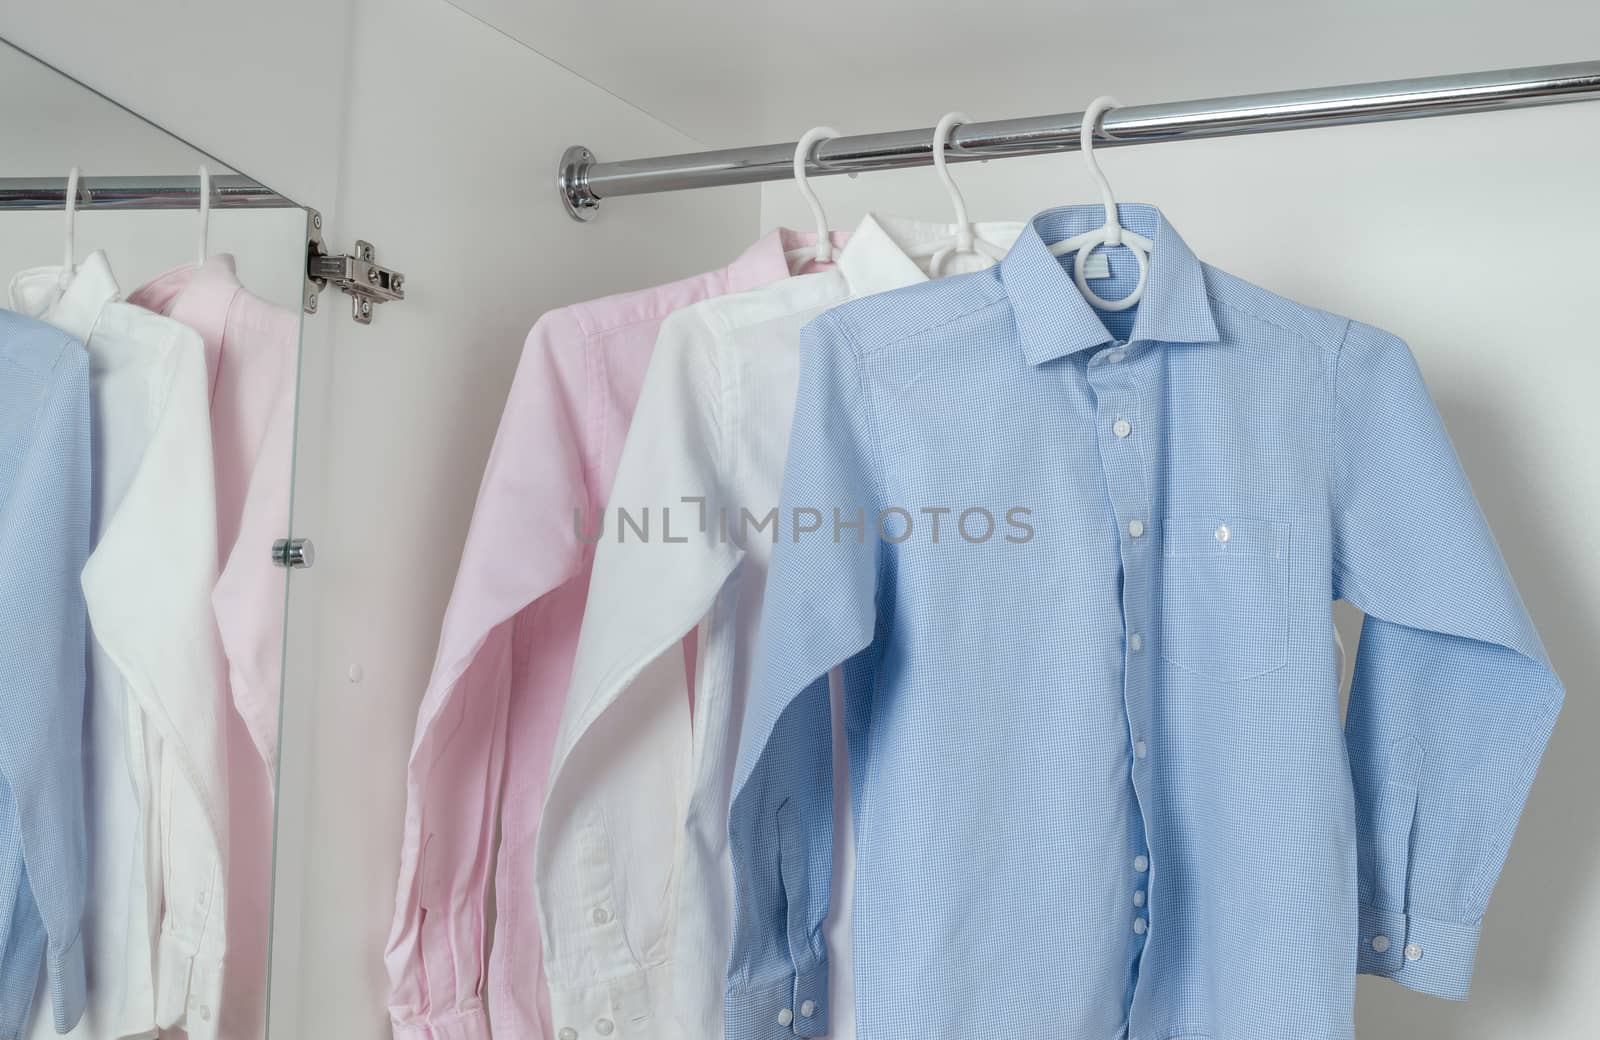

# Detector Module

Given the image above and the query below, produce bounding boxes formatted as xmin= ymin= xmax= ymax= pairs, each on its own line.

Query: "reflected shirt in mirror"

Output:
xmin=0 ymin=309 xmax=90 ymax=1040
xmin=128 ymin=254 xmax=301 ymax=1040
xmin=12 ymin=253 xmax=228 ymax=1040
xmin=727 ymin=204 xmax=1563 ymax=1040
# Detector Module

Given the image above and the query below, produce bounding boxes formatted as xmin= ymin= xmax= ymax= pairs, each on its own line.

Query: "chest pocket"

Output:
xmin=1159 ymin=515 xmax=1290 ymax=683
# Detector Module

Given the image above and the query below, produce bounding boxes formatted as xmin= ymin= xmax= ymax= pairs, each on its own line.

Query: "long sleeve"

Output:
xmin=1332 ymin=320 xmax=1563 ymax=1000
xmin=725 ymin=315 xmax=884 ymax=1040
xmin=386 ymin=310 xmax=590 ymax=1040
xmin=0 ymin=337 xmax=91 ymax=1039
xmin=80 ymin=333 xmax=229 ymax=1040
xmin=535 ymin=306 xmax=733 ymax=1038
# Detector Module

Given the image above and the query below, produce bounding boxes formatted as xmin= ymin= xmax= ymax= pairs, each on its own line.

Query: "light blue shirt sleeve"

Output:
xmin=0 ymin=311 xmax=92 ymax=1038
xmin=1333 ymin=320 xmax=1562 ymax=999
xmin=725 ymin=313 xmax=885 ymax=1040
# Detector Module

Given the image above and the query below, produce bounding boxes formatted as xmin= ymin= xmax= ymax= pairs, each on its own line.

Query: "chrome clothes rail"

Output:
xmin=558 ymin=60 xmax=1600 ymax=221
xmin=0 ymin=174 xmax=295 ymax=210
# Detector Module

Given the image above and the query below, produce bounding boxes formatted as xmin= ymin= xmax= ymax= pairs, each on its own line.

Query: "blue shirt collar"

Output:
xmin=1000 ymin=203 xmax=1219 ymax=364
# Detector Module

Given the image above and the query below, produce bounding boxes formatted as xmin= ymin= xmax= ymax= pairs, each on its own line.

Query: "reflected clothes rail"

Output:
xmin=0 ymin=174 xmax=297 ymax=210
xmin=558 ymin=59 xmax=1600 ymax=219
xmin=0 ymin=174 xmax=408 ymax=324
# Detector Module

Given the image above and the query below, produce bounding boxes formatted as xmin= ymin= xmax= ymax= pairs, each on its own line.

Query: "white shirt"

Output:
xmin=534 ymin=215 xmax=1022 ymax=1040
xmin=11 ymin=252 xmax=229 ymax=1040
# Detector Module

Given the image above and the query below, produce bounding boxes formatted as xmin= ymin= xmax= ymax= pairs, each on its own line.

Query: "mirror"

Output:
xmin=0 ymin=36 xmax=307 ymax=1040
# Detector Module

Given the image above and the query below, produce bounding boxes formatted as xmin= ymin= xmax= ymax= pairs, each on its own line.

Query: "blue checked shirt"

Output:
xmin=726 ymin=204 xmax=1563 ymax=1040
xmin=0 ymin=310 xmax=90 ymax=1039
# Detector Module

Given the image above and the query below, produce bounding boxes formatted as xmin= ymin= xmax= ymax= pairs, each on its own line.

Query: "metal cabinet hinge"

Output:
xmin=303 ymin=209 xmax=405 ymax=324
xmin=271 ymin=537 xmax=315 ymax=569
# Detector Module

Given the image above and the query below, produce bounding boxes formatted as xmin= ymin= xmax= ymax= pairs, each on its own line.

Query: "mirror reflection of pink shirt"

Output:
xmin=384 ymin=231 xmax=838 ymax=1040
xmin=128 ymin=255 xmax=300 ymax=1040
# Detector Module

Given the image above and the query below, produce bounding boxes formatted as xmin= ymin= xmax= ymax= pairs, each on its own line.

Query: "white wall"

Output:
xmin=761 ymin=103 xmax=1600 ymax=1039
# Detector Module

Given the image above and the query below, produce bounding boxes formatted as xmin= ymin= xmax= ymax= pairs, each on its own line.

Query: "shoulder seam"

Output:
xmin=826 ymin=311 xmax=892 ymax=549
xmin=694 ymin=306 xmax=730 ymax=503
xmin=0 ymin=323 xmax=80 ymax=375
xmin=846 ymin=293 xmax=1010 ymax=356
xmin=1204 ymin=288 xmax=1343 ymax=355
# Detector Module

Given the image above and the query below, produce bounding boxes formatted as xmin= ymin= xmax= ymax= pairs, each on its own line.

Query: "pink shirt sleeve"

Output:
xmin=385 ymin=308 xmax=590 ymax=1040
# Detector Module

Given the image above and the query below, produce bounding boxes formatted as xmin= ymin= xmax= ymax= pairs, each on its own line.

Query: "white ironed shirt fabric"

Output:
xmin=11 ymin=253 xmax=229 ymax=1040
xmin=535 ymin=215 xmax=1022 ymax=1040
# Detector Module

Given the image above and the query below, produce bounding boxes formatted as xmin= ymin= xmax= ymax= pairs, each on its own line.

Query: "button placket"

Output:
xmin=1088 ymin=346 xmax=1157 ymax=963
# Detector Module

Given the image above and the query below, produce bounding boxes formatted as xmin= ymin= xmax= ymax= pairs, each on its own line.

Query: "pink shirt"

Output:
xmin=128 ymin=255 xmax=300 ymax=1040
xmin=384 ymin=231 xmax=840 ymax=1040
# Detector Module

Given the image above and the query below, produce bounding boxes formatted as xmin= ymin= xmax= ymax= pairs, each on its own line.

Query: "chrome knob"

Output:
xmin=271 ymin=537 xmax=315 ymax=569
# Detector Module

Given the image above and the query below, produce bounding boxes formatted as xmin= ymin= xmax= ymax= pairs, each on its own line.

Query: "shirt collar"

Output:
xmin=8 ymin=249 xmax=121 ymax=344
xmin=731 ymin=214 xmax=1027 ymax=303
xmin=126 ymin=254 xmax=245 ymax=398
xmin=128 ymin=253 xmax=242 ymax=323
xmin=837 ymin=213 xmax=1026 ymax=298
xmin=1000 ymin=203 xmax=1219 ymax=364
xmin=725 ymin=227 xmax=848 ymax=292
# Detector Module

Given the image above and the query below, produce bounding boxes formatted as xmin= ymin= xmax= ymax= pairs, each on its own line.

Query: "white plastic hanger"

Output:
xmin=785 ymin=126 xmax=842 ymax=267
xmin=196 ymin=164 xmax=212 ymax=265
xmin=1048 ymin=96 xmax=1153 ymax=311
xmin=61 ymin=166 xmax=81 ymax=278
xmin=918 ymin=112 xmax=1009 ymax=275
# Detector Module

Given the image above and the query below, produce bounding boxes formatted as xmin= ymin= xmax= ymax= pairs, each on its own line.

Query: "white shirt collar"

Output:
xmin=834 ymin=213 xmax=1024 ymax=298
xmin=9 ymin=250 xmax=121 ymax=344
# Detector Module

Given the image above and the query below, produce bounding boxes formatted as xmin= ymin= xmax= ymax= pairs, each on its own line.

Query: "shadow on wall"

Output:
xmin=1345 ymin=381 xmax=1597 ymax=1039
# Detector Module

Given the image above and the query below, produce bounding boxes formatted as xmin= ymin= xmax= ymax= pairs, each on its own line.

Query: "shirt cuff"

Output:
xmin=548 ymin=959 xmax=674 ymax=1039
xmin=1357 ymin=901 xmax=1481 ymax=1000
xmin=47 ymin=932 xmax=87 ymax=1033
xmin=725 ymin=962 xmax=830 ymax=1040
xmin=389 ymin=1005 xmax=492 ymax=1040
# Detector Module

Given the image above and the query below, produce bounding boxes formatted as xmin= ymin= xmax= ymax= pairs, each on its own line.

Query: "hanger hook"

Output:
xmin=1057 ymin=97 xmax=1147 ymax=312
xmin=62 ymin=166 xmax=81 ymax=275
xmin=930 ymin=111 xmax=976 ymax=275
xmin=793 ymin=126 xmax=841 ymax=263
xmin=197 ymin=164 xmax=212 ymax=265
xmin=1081 ymin=96 xmax=1123 ymax=245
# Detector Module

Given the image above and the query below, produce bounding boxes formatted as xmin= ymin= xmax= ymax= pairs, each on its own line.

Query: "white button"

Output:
xmin=800 ymin=1000 xmax=817 ymax=1018
xmin=1134 ymin=740 xmax=1147 ymax=759
xmin=1134 ymin=855 xmax=1149 ymax=872
xmin=1129 ymin=633 xmax=1143 ymax=652
xmin=778 ymin=1008 xmax=794 ymax=1026
xmin=596 ymin=1019 xmax=614 ymax=1036
xmin=559 ymin=1029 xmax=578 ymax=1040
xmin=1127 ymin=519 xmax=1145 ymax=538
xmin=1404 ymin=943 xmax=1422 ymax=961
xmin=198 ymin=1006 xmax=211 ymax=1022
xmin=1133 ymin=917 xmax=1148 ymax=935
xmin=591 ymin=906 xmax=612 ymax=925
xmin=1371 ymin=934 xmax=1390 ymax=953
xmin=1107 ymin=349 xmax=1126 ymax=364
xmin=1133 ymin=890 xmax=1146 ymax=907
xmin=1113 ymin=418 xmax=1131 ymax=438
xmin=1215 ymin=524 xmax=1230 ymax=544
